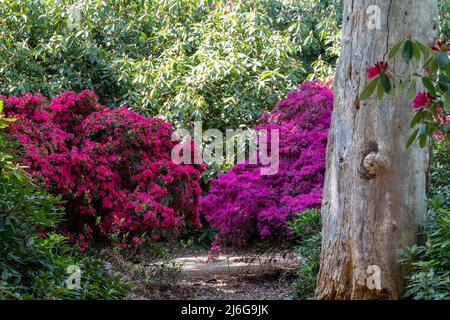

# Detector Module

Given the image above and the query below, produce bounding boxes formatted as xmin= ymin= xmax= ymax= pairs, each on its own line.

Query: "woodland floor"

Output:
xmin=102 ymin=248 xmax=299 ymax=300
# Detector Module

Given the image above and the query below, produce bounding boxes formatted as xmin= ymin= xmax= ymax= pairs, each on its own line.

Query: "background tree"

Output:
xmin=316 ymin=0 xmax=438 ymax=299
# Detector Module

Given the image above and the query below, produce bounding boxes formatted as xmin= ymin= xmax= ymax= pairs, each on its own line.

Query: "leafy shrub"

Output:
xmin=438 ymin=0 xmax=450 ymax=40
xmin=402 ymin=140 xmax=450 ymax=300
xmin=288 ymin=209 xmax=322 ymax=299
xmin=0 ymin=106 xmax=128 ymax=299
xmin=2 ymin=91 xmax=203 ymax=250
xmin=200 ymin=81 xmax=332 ymax=247
xmin=0 ymin=0 xmax=342 ymax=129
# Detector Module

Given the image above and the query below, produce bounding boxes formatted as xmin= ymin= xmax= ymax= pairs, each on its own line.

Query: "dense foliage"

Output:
xmin=289 ymin=209 xmax=322 ymax=299
xmin=2 ymin=91 xmax=203 ymax=250
xmin=0 ymin=0 xmax=341 ymax=129
xmin=0 ymin=105 xmax=128 ymax=299
xmin=402 ymin=140 xmax=450 ymax=300
xmin=200 ymin=81 xmax=332 ymax=247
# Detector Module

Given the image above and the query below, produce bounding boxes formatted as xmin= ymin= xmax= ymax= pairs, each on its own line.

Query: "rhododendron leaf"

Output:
xmin=444 ymin=93 xmax=450 ymax=113
xmin=410 ymin=111 xmax=426 ymax=128
xmin=397 ymin=80 xmax=409 ymax=93
xmin=414 ymin=40 xmax=431 ymax=56
xmin=406 ymin=128 xmax=419 ymax=148
xmin=402 ymin=40 xmax=414 ymax=62
xmin=360 ymin=78 xmax=379 ymax=101
xmin=422 ymin=77 xmax=436 ymax=96
xmin=408 ymin=81 xmax=417 ymax=99
xmin=438 ymin=74 xmax=450 ymax=92
xmin=418 ymin=134 xmax=428 ymax=148
xmin=412 ymin=42 xmax=421 ymax=61
xmin=436 ymin=52 xmax=449 ymax=69
xmin=388 ymin=41 xmax=404 ymax=59
xmin=419 ymin=123 xmax=428 ymax=136
xmin=431 ymin=59 xmax=439 ymax=73
xmin=423 ymin=56 xmax=434 ymax=69
xmin=379 ymin=72 xmax=391 ymax=93
xmin=377 ymin=81 xmax=384 ymax=101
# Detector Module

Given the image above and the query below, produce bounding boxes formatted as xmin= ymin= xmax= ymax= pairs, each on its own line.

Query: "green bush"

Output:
xmin=288 ymin=209 xmax=322 ymax=299
xmin=402 ymin=140 xmax=450 ymax=300
xmin=0 ymin=102 xmax=129 ymax=299
xmin=438 ymin=0 xmax=450 ymax=40
xmin=0 ymin=0 xmax=342 ymax=129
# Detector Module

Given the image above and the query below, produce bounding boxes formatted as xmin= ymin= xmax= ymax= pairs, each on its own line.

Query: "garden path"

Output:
xmin=104 ymin=249 xmax=299 ymax=300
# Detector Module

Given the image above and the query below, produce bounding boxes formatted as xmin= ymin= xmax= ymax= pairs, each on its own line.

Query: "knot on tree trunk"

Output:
xmin=363 ymin=152 xmax=380 ymax=176
xmin=359 ymin=141 xmax=385 ymax=180
xmin=360 ymin=151 xmax=386 ymax=179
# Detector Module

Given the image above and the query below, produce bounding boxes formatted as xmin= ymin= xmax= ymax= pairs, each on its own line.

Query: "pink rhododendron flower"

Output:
xmin=413 ymin=91 xmax=433 ymax=109
xmin=367 ymin=61 xmax=389 ymax=79
xmin=119 ymin=243 xmax=127 ymax=249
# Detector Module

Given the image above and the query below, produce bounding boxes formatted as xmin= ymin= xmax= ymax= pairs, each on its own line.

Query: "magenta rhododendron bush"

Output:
xmin=2 ymin=91 xmax=202 ymax=250
xmin=200 ymin=81 xmax=333 ymax=247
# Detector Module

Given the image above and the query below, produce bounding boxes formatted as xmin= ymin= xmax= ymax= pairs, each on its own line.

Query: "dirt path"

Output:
xmin=104 ymin=249 xmax=299 ymax=300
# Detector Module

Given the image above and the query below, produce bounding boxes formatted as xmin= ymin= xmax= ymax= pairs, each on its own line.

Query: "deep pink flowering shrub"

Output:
xmin=2 ymin=91 xmax=202 ymax=250
xmin=200 ymin=81 xmax=333 ymax=247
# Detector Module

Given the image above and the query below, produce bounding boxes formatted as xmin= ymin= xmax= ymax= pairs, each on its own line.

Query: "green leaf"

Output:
xmin=407 ymin=81 xmax=417 ymax=99
xmin=377 ymin=81 xmax=384 ymax=101
xmin=410 ymin=111 xmax=426 ymax=128
xmin=360 ymin=78 xmax=379 ymax=101
xmin=444 ymin=92 xmax=450 ymax=113
xmin=388 ymin=41 xmax=403 ymax=59
xmin=418 ymin=123 xmax=428 ymax=148
xmin=418 ymin=134 xmax=428 ymax=148
xmin=438 ymin=74 xmax=450 ymax=91
xmin=406 ymin=128 xmax=419 ymax=148
xmin=419 ymin=122 xmax=428 ymax=136
xmin=397 ymin=80 xmax=409 ymax=93
xmin=0 ymin=100 xmax=3 ymax=114
xmin=379 ymin=72 xmax=391 ymax=93
xmin=423 ymin=56 xmax=434 ymax=69
xmin=412 ymin=42 xmax=421 ymax=60
xmin=402 ymin=40 xmax=414 ymax=62
xmin=436 ymin=52 xmax=449 ymax=69
xmin=431 ymin=59 xmax=439 ymax=73
xmin=422 ymin=77 xmax=436 ymax=96
xmin=414 ymin=40 xmax=430 ymax=56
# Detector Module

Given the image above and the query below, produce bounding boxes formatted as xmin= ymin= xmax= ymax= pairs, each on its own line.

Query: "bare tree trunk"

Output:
xmin=315 ymin=0 xmax=438 ymax=300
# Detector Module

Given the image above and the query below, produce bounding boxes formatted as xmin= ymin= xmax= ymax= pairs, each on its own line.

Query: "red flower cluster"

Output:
xmin=413 ymin=91 xmax=433 ymax=109
xmin=2 ymin=91 xmax=203 ymax=250
xmin=367 ymin=61 xmax=389 ymax=79
xmin=429 ymin=39 xmax=450 ymax=52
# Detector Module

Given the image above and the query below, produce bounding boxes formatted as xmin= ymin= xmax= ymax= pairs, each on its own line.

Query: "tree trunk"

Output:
xmin=315 ymin=0 xmax=438 ymax=300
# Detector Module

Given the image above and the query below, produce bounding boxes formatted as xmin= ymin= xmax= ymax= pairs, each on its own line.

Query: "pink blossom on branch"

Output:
xmin=412 ymin=91 xmax=433 ymax=109
xmin=367 ymin=61 xmax=389 ymax=79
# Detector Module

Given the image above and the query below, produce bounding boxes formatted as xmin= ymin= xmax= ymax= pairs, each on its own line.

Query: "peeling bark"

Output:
xmin=315 ymin=0 xmax=437 ymax=300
